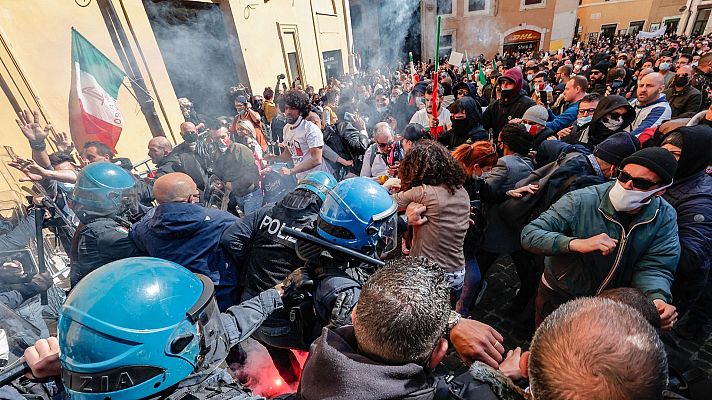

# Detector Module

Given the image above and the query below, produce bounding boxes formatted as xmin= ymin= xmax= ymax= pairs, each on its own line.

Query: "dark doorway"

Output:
xmin=323 ymin=50 xmax=344 ymax=80
xmin=143 ymin=0 xmax=240 ymax=119
xmin=600 ymin=23 xmax=617 ymax=39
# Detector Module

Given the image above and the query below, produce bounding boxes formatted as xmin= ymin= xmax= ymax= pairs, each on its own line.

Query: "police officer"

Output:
xmin=19 ymin=257 xmax=304 ymax=400
xmin=219 ymin=171 xmax=337 ymax=385
xmin=309 ymin=177 xmax=398 ymax=327
xmin=69 ymin=162 xmax=141 ymax=287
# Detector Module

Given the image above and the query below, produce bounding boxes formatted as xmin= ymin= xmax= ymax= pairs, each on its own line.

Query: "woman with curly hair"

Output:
xmin=392 ymin=140 xmax=470 ymax=296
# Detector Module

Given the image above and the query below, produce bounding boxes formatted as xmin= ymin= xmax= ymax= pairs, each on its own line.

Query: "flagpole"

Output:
xmin=431 ymin=15 xmax=441 ymax=140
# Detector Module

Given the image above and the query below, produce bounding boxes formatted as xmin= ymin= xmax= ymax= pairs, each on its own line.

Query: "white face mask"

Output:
xmin=608 ymin=180 xmax=670 ymax=212
xmin=601 ymin=115 xmax=624 ymax=131
xmin=577 ymin=115 xmax=593 ymax=126
xmin=617 ymin=60 xmax=626 ymax=67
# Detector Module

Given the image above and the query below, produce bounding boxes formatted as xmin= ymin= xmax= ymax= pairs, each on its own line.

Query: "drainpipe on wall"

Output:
xmin=341 ymin=0 xmax=357 ymax=73
xmin=97 ymin=0 xmax=165 ymax=137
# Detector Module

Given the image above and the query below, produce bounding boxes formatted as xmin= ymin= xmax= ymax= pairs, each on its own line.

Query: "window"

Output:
xmin=440 ymin=34 xmax=453 ymax=59
xmin=437 ymin=0 xmax=453 ymax=15
xmin=468 ymin=0 xmax=486 ymax=12
xmin=314 ymin=0 xmax=337 ymax=14
xmin=521 ymin=0 xmax=545 ymax=9
xmin=628 ymin=20 xmax=645 ymax=34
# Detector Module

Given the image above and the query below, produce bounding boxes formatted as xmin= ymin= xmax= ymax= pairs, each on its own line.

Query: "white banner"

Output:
xmin=638 ymin=25 xmax=667 ymax=39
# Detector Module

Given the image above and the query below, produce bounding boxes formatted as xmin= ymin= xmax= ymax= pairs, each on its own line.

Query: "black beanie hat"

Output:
xmin=403 ymin=123 xmax=431 ymax=142
xmin=594 ymin=132 xmax=641 ymax=166
xmin=621 ymin=147 xmax=678 ymax=185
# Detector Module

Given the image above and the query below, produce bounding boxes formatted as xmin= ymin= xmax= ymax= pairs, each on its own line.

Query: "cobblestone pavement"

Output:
xmin=470 ymin=256 xmax=712 ymax=379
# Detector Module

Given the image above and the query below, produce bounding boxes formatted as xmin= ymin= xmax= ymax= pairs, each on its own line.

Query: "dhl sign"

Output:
xmin=504 ymin=30 xmax=542 ymax=44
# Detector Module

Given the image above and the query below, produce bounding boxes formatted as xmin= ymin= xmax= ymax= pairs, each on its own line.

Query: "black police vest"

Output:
xmin=243 ymin=203 xmax=319 ymax=293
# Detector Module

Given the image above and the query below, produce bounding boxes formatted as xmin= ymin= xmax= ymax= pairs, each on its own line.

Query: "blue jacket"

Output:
xmin=521 ymin=181 xmax=680 ymax=302
xmin=546 ymin=100 xmax=580 ymax=133
xmin=129 ymin=202 xmax=239 ymax=310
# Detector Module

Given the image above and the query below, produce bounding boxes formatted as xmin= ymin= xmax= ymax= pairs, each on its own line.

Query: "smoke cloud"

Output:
xmin=143 ymin=0 xmax=241 ymax=118
xmin=351 ymin=0 xmax=421 ymax=70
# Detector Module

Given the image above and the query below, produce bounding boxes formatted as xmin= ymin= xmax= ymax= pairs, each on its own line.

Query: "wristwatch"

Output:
xmin=446 ymin=310 xmax=461 ymax=335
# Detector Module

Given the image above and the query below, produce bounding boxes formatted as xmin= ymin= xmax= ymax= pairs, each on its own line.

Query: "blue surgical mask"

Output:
xmin=659 ymin=62 xmax=671 ymax=71
xmin=577 ymin=115 xmax=593 ymax=126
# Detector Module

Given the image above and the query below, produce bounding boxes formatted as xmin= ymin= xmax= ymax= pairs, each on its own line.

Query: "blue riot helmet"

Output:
xmin=296 ymin=171 xmax=338 ymax=202
xmin=317 ymin=177 xmax=398 ymax=256
xmin=70 ymin=162 xmax=138 ymax=224
xmin=58 ymin=257 xmax=229 ymax=400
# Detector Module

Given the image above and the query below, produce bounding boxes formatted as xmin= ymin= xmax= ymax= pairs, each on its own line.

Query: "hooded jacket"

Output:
xmin=522 ymin=181 xmax=680 ymax=303
xmin=482 ymin=68 xmax=536 ymax=137
xmin=662 ymin=125 xmax=712 ymax=313
xmin=564 ymin=95 xmax=635 ymax=149
xmin=297 ymin=326 xmax=505 ymax=400
xmin=439 ymin=97 xmax=488 ymax=150
xmin=129 ymin=202 xmax=238 ymax=310
xmin=454 ymin=81 xmax=489 ymax=108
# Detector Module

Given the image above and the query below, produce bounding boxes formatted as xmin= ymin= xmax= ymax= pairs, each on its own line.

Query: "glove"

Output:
xmin=329 ymin=290 xmax=355 ymax=327
xmin=16 ymin=272 xmax=52 ymax=301
xmin=281 ymin=267 xmax=315 ymax=307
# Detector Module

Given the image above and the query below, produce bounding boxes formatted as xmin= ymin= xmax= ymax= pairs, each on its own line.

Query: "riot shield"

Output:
xmin=0 ymin=302 xmax=42 ymax=369
xmin=0 ymin=193 xmax=69 ymax=291
xmin=262 ymin=163 xmax=297 ymax=205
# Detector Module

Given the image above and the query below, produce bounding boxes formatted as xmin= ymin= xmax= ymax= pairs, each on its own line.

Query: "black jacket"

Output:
xmin=663 ymin=85 xmax=703 ymax=119
xmin=323 ymin=121 xmax=369 ymax=176
xmin=439 ymin=97 xmax=488 ymax=150
xmin=662 ymin=126 xmax=712 ymax=314
xmin=156 ymin=141 xmax=210 ymax=191
xmin=482 ymin=91 xmax=535 ymax=137
xmin=298 ymin=326 xmax=501 ymax=400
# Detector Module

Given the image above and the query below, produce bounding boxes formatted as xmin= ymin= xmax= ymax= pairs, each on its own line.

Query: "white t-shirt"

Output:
xmin=283 ymin=117 xmax=332 ymax=180
xmin=409 ymin=107 xmax=452 ymax=130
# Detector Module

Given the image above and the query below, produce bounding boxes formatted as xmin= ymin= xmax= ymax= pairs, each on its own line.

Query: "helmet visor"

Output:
xmin=189 ymin=276 xmax=229 ymax=375
xmin=376 ymin=213 xmax=398 ymax=256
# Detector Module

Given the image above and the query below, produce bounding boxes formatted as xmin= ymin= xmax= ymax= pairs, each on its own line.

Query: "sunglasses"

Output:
xmin=608 ymin=112 xmax=626 ymax=119
xmin=617 ymin=170 xmax=660 ymax=190
xmin=578 ymin=108 xmax=597 ymax=115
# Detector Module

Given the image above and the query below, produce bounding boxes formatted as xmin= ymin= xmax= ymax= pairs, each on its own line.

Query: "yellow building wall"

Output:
xmin=0 ymin=0 xmax=351 ymax=193
xmin=577 ymin=0 xmax=655 ymax=40
xmin=223 ymin=0 xmax=350 ymax=92
xmin=0 ymin=0 xmax=184 ymax=193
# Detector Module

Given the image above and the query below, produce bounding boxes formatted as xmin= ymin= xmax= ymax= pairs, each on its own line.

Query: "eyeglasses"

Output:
xmin=608 ymin=112 xmax=626 ymax=119
xmin=617 ymin=170 xmax=660 ymax=190
xmin=578 ymin=108 xmax=597 ymax=116
xmin=377 ymin=141 xmax=394 ymax=148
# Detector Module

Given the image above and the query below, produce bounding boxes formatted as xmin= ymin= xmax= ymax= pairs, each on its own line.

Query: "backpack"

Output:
xmin=498 ymin=150 xmax=584 ymax=229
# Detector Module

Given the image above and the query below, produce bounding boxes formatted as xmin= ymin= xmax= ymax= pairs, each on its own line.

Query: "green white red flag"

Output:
xmin=68 ymin=28 xmax=125 ymax=153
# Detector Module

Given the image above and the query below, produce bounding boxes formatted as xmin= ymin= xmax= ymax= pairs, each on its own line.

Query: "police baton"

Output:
xmin=0 ymin=359 xmax=30 ymax=387
xmin=34 ymin=207 xmax=47 ymax=305
xmin=281 ymin=226 xmax=385 ymax=267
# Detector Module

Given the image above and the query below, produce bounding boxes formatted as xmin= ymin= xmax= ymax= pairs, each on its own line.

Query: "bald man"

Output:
xmin=151 ymin=122 xmax=209 ymax=191
xmin=152 ymin=172 xmax=197 ymax=204
xmin=129 ymin=172 xmax=239 ymax=310
xmin=630 ymin=72 xmax=672 ymax=144
xmin=664 ymin=64 xmax=703 ymax=118
xmin=520 ymin=297 xmax=668 ymax=400
xmin=147 ymin=136 xmax=172 ymax=166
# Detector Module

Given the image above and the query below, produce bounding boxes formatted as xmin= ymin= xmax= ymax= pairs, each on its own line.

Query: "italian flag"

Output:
xmin=68 ymin=28 xmax=125 ymax=153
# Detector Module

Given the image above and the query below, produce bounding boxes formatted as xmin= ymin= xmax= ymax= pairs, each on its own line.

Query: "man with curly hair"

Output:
xmin=267 ymin=89 xmax=332 ymax=180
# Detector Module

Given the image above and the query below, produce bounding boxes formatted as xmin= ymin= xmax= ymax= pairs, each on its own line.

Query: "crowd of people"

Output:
xmin=2 ymin=30 xmax=712 ymax=400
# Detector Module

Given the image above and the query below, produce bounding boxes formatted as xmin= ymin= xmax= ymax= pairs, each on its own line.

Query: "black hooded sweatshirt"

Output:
xmin=563 ymin=95 xmax=635 ymax=149
xmin=439 ymin=97 xmax=488 ymax=150
xmin=482 ymin=68 xmax=536 ymax=137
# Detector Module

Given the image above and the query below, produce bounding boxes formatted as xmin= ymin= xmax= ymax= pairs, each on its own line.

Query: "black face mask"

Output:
xmin=451 ymin=118 xmax=474 ymax=134
xmin=500 ymin=88 xmax=514 ymax=99
xmin=674 ymin=75 xmax=690 ymax=87
xmin=183 ymin=133 xmax=199 ymax=143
